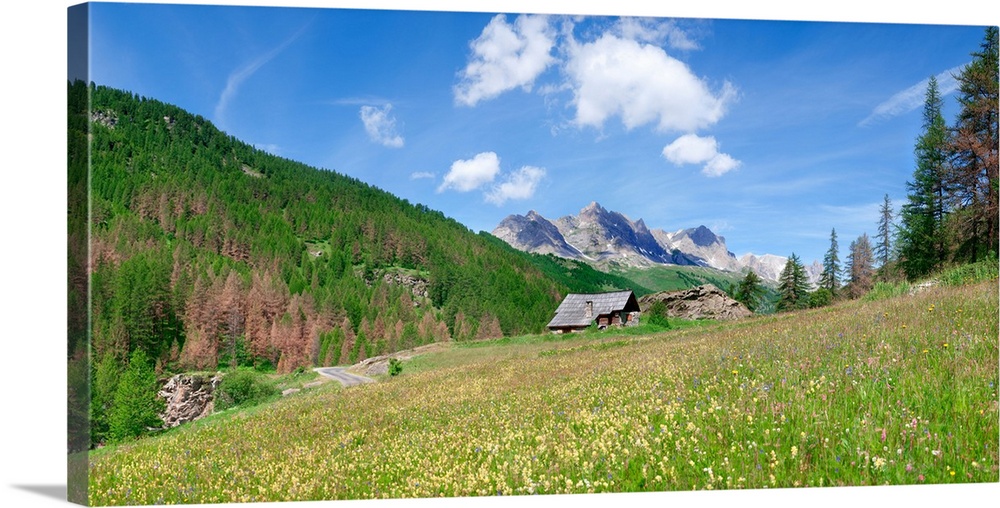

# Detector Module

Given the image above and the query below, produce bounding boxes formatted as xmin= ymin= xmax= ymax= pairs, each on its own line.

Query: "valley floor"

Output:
xmin=87 ymin=281 xmax=998 ymax=504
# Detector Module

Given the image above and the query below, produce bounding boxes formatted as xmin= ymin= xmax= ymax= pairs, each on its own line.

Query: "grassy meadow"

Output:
xmin=88 ymin=281 xmax=998 ymax=504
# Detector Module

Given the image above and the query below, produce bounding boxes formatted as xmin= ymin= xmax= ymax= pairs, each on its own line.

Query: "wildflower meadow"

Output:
xmin=88 ymin=281 xmax=998 ymax=504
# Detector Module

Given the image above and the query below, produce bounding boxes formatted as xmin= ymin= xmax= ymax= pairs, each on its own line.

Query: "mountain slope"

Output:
xmin=78 ymin=82 xmax=569 ymax=379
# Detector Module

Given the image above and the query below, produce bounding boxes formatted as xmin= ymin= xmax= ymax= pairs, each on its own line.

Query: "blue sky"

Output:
xmin=85 ymin=2 xmax=990 ymax=265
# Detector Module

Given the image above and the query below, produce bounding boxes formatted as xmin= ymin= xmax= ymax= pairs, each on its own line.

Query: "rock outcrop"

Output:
xmin=639 ymin=284 xmax=752 ymax=321
xmin=158 ymin=373 xmax=221 ymax=428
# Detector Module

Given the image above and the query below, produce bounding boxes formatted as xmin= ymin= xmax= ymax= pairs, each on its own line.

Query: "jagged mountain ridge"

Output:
xmin=493 ymin=202 xmax=821 ymax=283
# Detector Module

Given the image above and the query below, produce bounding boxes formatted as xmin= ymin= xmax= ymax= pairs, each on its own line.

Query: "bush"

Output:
xmin=809 ymin=288 xmax=832 ymax=308
xmin=215 ymin=369 xmax=279 ymax=411
xmin=388 ymin=358 xmax=403 ymax=376
xmin=645 ymin=301 xmax=672 ymax=329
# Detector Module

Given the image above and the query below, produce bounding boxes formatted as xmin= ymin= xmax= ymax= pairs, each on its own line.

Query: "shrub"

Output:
xmin=645 ymin=301 xmax=672 ymax=329
xmin=388 ymin=358 xmax=403 ymax=376
xmin=215 ymin=369 xmax=279 ymax=411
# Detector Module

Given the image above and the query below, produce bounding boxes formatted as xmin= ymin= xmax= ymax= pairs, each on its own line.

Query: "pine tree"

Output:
xmin=945 ymin=26 xmax=999 ymax=262
xmin=777 ymin=254 xmax=810 ymax=312
xmin=733 ymin=270 xmax=766 ymax=312
xmin=898 ymin=76 xmax=950 ymax=280
xmin=876 ymin=194 xmax=894 ymax=268
xmin=108 ymin=348 xmax=164 ymax=442
xmin=819 ymin=228 xmax=841 ymax=295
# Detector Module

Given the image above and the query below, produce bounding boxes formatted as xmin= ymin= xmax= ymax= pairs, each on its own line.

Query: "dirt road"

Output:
xmin=314 ymin=367 xmax=374 ymax=387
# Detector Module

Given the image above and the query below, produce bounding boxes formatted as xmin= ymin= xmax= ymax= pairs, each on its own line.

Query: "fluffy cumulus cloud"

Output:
xmin=486 ymin=165 xmax=546 ymax=205
xmin=360 ymin=104 xmax=404 ymax=148
xmin=662 ymin=134 xmax=741 ymax=177
xmin=454 ymin=14 xmax=556 ymax=106
xmin=614 ymin=17 xmax=700 ymax=51
xmin=565 ymin=33 xmax=736 ymax=133
xmin=437 ymin=152 xmax=502 ymax=193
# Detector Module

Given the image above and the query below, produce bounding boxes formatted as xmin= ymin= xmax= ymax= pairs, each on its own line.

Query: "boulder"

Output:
xmin=158 ymin=373 xmax=221 ymax=428
xmin=639 ymin=284 xmax=752 ymax=321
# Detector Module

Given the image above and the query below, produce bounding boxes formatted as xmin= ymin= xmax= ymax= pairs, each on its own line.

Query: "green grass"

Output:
xmin=89 ymin=281 xmax=998 ymax=504
xmin=939 ymin=256 xmax=999 ymax=286
xmin=866 ymin=258 xmax=998 ymax=302
xmin=618 ymin=265 xmax=749 ymax=295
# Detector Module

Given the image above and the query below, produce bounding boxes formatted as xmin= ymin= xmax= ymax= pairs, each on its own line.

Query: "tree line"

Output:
xmin=731 ymin=27 xmax=997 ymax=313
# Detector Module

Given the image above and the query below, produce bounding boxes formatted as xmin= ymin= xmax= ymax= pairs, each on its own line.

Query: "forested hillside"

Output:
xmin=71 ymin=82 xmax=580 ymax=379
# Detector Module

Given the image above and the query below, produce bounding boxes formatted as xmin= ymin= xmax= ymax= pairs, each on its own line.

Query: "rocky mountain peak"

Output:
xmin=492 ymin=203 xmax=819 ymax=282
xmin=684 ymin=225 xmax=722 ymax=247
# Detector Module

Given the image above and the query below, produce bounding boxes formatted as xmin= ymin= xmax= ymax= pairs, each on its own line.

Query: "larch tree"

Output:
xmin=846 ymin=233 xmax=875 ymax=299
xmin=945 ymin=26 xmax=999 ymax=262
xmin=108 ymin=348 xmax=164 ymax=442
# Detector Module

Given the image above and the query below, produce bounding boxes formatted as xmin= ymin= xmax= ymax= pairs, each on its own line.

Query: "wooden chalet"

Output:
xmin=547 ymin=290 xmax=641 ymax=333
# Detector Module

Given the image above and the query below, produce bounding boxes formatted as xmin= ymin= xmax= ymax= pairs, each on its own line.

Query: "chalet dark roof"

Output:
xmin=547 ymin=290 xmax=639 ymax=329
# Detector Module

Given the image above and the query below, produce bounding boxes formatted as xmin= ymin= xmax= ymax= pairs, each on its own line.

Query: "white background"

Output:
xmin=1 ymin=1 xmax=996 ymax=507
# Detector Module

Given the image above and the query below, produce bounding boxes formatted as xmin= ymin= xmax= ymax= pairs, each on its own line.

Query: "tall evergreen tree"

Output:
xmin=819 ymin=228 xmax=841 ymax=295
xmin=777 ymin=253 xmax=810 ymax=312
xmin=944 ymin=26 xmax=999 ymax=262
xmin=875 ymin=194 xmax=894 ymax=268
xmin=108 ymin=348 xmax=164 ymax=442
xmin=733 ymin=270 xmax=766 ymax=313
xmin=846 ymin=233 xmax=875 ymax=299
xmin=897 ymin=76 xmax=950 ymax=280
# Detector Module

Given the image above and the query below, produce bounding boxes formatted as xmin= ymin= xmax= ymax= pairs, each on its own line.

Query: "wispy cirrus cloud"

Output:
xmin=214 ymin=22 xmax=311 ymax=128
xmin=360 ymin=103 xmax=404 ymax=148
xmin=859 ymin=64 xmax=966 ymax=126
xmin=410 ymin=171 xmax=435 ymax=180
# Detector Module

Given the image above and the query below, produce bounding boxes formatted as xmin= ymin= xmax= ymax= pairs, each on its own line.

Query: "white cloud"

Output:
xmin=662 ymin=133 xmax=741 ymax=177
xmin=486 ymin=166 xmax=546 ymax=205
xmin=614 ymin=18 xmax=700 ymax=50
xmin=564 ymin=32 xmax=736 ymax=133
xmin=410 ymin=171 xmax=435 ymax=180
xmin=360 ymin=103 xmax=404 ymax=148
xmin=437 ymin=152 xmax=501 ymax=193
xmin=860 ymin=64 xmax=965 ymax=126
xmin=702 ymin=153 xmax=741 ymax=177
xmin=214 ymin=23 xmax=310 ymax=128
xmin=454 ymin=14 xmax=557 ymax=106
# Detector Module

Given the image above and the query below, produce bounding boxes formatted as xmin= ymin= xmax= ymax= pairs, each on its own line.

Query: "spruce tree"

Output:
xmin=734 ymin=270 xmax=765 ymax=313
xmin=819 ymin=228 xmax=841 ymax=295
xmin=777 ymin=254 xmax=810 ymax=312
xmin=898 ymin=76 xmax=950 ymax=280
xmin=876 ymin=194 xmax=894 ymax=268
